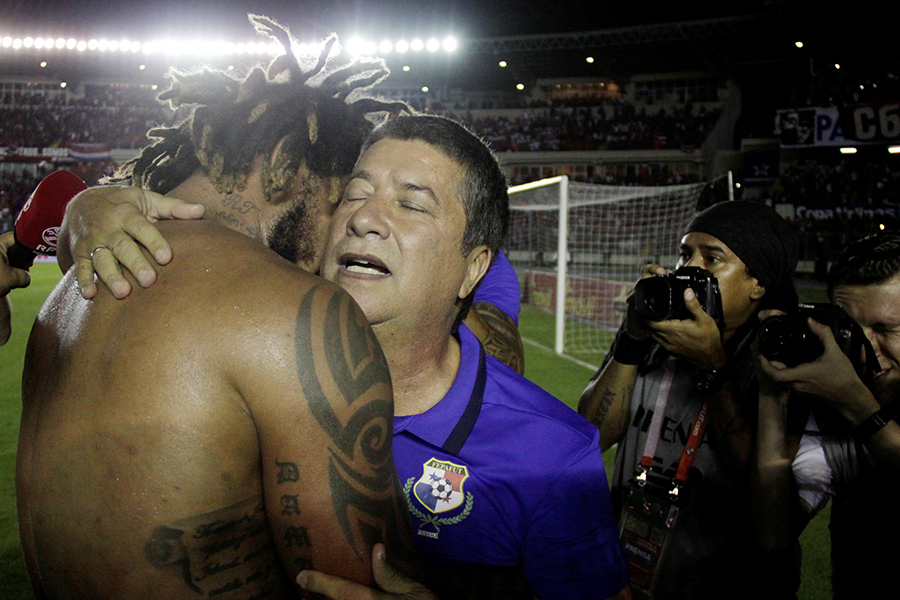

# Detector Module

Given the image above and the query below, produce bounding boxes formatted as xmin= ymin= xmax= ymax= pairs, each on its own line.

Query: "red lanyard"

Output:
xmin=636 ymin=358 xmax=709 ymax=499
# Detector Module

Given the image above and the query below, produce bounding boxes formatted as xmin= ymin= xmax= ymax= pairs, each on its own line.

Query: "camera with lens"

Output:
xmin=758 ymin=303 xmax=877 ymax=382
xmin=632 ymin=266 xmax=724 ymax=324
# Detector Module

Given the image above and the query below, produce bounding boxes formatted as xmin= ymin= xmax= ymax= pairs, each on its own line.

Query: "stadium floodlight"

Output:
xmin=12 ymin=38 xmax=22 ymax=49
xmin=35 ymin=38 xmax=45 ymax=49
xmin=24 ymin=37 xmax=34 ymax=48
xmin=109 ymin=41 xmax=119 ymax=52
xmin=345 ymin=37 xmax=364 ymax=56
xmin=395 ymin=40 xmax=409 ymax=53
xmin=426 ymin=38 xmax=440 ymax=52
xmin=76 ymin=41 xmax=86 ymax=51
xmin=410 ymin=38 xmax=424 ymax=51
xmin=379 ymin=40 xmax=393 ymax=54
xmin=66 ymin=38 xmax=76 ymax=49
xmin=442 ymin=36 xmax=457 ymax=52
xmin=55 ymin=38 xmax=65 ymax=49
xmin=87 ymin=39 xmax=98 ymax=50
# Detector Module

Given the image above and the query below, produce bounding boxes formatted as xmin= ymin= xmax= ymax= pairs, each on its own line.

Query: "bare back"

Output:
xmin=17 ymin=220 xmax=413 ymax=599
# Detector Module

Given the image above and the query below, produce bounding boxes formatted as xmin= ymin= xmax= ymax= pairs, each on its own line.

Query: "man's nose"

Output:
xmin=346 ymin=196 xmax=390 ymax=238
xmin=861 ymin=325 xmax=883 ymax=358
xmin=684 ymin=253 xmax=703 ymax=268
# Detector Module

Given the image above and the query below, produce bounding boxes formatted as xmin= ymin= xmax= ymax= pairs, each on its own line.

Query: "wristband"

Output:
xmin=852 ymin=408 xmax=892 ymax=442
xmin=612 ymin=326 xmax=652 ymax=365
xmin=692 ymin=365 xmax=730 ymax=394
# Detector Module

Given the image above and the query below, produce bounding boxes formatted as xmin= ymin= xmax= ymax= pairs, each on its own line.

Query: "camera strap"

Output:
xmin=634 ymin=359 xmax=709 ymax=494
xmin=620 ymin=359 xmax=710 ymax=599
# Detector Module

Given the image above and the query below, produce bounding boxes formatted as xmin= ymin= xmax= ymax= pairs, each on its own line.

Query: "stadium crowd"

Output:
xmin=0 ymin=86 xmax=173 ymax=149
xmin=438 ymin=101 xmax=719 ymax=152
xmin=1 ymin=77 xmax=897 ymax=266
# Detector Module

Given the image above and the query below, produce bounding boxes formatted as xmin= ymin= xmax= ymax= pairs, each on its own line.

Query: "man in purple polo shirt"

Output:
xmin=308 ymin=114 xmax=628 ymax=599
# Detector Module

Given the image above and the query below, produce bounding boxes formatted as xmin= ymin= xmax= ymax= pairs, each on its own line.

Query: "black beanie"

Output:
xmin=684 ymin=201 xmax=799 ymax=290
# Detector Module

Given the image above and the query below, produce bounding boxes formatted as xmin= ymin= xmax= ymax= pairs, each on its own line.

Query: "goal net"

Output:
xmin=506 ymin=175 xmax=714 ymax=367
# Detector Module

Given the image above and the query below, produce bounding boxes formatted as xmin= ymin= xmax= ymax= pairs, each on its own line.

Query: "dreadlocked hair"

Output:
xmin=105 ymin=14 xmax=410 ymax=203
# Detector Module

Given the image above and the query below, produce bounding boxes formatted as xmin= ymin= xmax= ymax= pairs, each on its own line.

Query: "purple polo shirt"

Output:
xmin=393 ymin=325 xmax=628 ymax=600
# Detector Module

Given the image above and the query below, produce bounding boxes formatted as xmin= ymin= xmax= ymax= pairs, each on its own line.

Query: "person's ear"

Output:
xmin=750 ymin=278 xmax=766 ymax=301
xmin=459 ymin=245 xmax=492 ymax=300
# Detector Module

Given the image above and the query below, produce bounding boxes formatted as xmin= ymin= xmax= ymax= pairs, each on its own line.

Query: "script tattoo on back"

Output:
xmin=144 ymin=496 xmax=281 ymax=598
xmin=294 ymin=284 xmax=410 ymax=559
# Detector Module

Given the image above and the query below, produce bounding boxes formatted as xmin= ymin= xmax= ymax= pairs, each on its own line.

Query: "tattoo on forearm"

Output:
xmin=591 ymin=389 xmax=617 ymax=429
xmin=591 ymin=384 xmax=633 ymax=437
xmin=471 ymin=302 xmax=525 ymax=374
xmin=144 ymin=497 xmax=280 ymax=598
xmin=294 ymin=284 xmax=414 ymax=561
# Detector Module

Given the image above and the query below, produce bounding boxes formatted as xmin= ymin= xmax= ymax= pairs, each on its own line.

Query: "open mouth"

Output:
xmin=342 ymin=254 xmax=390 ymax=276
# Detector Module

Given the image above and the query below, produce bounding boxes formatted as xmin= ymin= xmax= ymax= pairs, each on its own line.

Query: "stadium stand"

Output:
xmin=1 ymin=20 xmax=898 ymax=277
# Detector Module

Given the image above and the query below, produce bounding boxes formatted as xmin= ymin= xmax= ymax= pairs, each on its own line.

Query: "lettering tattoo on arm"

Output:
xmin=470 ymin=302 xmax=525 ymax=374
xmin=274 ymin=459 xmax=316 ymax=571
xmin=294 ymin=284 xmax=414 ymax=561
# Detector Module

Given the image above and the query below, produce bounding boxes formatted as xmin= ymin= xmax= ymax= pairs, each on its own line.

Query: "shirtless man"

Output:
xmin=16 ymin=17 xmax=415 ymax=599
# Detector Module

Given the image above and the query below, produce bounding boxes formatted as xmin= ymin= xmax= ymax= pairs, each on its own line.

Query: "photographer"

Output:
xmin=759 ymin=230 xmax=900 ymax=599
xmin=579 ymin=200 xmax=800 ymax=600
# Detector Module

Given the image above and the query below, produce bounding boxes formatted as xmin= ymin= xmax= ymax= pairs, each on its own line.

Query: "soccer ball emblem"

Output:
xmin=430 ymin=477 xmax=454 ymax=500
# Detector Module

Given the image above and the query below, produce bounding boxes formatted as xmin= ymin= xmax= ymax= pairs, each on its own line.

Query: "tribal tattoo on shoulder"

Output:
xmin=471 ymin=302 xmax=525 ymax=374
xmin=294 ymin=284 xmax=414 ymax=562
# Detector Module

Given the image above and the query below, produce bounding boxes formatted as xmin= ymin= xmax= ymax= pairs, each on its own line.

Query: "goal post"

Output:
xmin=506 ymin=175 xmax=716 ymax=367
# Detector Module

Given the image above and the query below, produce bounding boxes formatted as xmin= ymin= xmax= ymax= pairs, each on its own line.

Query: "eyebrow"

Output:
xmin=350 ymin=168 xmax=441 ymax=205
xmin=682 ymin=242 xmax=728 ymax=255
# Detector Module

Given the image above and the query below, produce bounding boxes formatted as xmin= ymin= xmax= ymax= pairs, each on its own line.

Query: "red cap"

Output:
xmin=14 ymin=169 xmax=88 ymax=255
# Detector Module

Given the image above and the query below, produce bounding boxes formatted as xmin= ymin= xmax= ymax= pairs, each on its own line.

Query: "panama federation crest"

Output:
xmin=413 ymin=457 xmax=469 ymax=513
xmin=404 ymin=457 xmax=474 ymax=538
